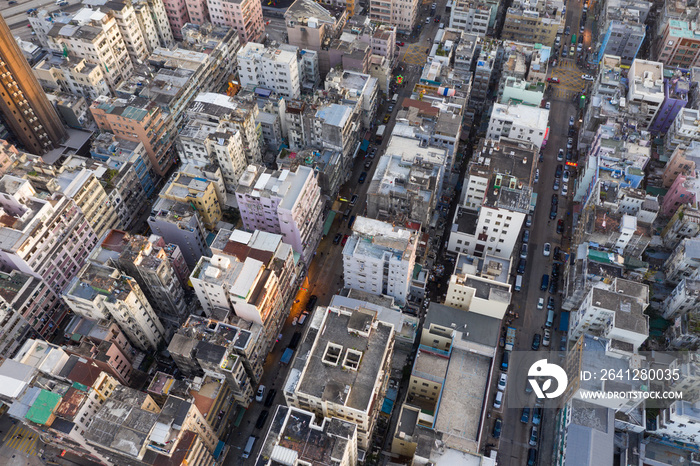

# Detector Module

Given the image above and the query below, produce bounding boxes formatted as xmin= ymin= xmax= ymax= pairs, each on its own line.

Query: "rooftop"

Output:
xmin=66 ymin=262 xmax=134 ymax=303
xmin=296 ymin=307 xmax=393 ymax=412
xmin=424 ymin=303 xmax=501 ymax=349
xmin=589 ymin=287 xmax=649 ymax=335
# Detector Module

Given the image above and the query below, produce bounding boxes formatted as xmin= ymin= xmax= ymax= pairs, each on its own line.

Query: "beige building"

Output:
xmin=283 ymin=306 xmax=394 ymax=450
xmin=501 ymin=0 xmax=563 ymax=46
xmin=370 ymin=0 xmax=419 ymax=33
xmin=33 ymin=55 xmax=111 ymax=101
xmin=444 ymin=263 xmax=512 ymax=319
xmin=159 ymin=171 xmax=222 ymax=230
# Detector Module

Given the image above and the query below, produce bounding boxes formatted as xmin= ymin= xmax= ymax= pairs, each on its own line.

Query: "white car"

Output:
xmin=543 ymin=243 xmax=551 ymax=257
xmin=557 ymin=149 xmax=564 ymax=161
xmin=537 ymin=298 xmax=545 ymax=310
xmin=545 ymin=102 xmax=551 ymax=109
xmin=582 ymin=74 xmax=594 ymax=81
xmin=563 ymin=170 xmax=570 ymax=183
xmin=567 ymin=138 xmax=573 ymax=149
xmin=534 ymin=168 xmax=540 ymax=184
xmin=292 ymin=316 xmax=298 ymax=326
xmin=543 ymin=329 xmax=551 ymax=347
xmin=498 ymin=373 xmax=508 ymax=391
xmin=256 ymin=385 xmax=266 ymax=402
xmin=561 ymin=183 xmax=569 ymax=196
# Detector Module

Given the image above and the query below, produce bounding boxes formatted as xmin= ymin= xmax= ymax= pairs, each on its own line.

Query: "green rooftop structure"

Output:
xmin=26 ymin=389 xmax=62 ymax=425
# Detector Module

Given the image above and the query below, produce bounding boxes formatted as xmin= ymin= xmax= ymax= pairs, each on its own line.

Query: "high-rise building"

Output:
xmin=0 ymin=16 xmax=67 ymax=155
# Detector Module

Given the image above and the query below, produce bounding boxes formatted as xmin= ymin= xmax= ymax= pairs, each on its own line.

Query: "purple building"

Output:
xmin=649 ymin=74 xmax=690 ymax=136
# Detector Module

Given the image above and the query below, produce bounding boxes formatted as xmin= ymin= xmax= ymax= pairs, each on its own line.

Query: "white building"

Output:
xmin=444 ymin=256 xmax=512 ymax=319
xmin=283 ymin=305 xmax=394 ymax=450
xmin=569 ymin=278 xmax=649 ymax=350
xmin=486 ymin=103 xmax=549 ymax=149
xmin=342 ymin=217 xmax=418 ymax=305
xmin=236 ymin=165 xmax=324 ymax=266
xmin=148 ymin=197 xmax=210 ymax=268
xmin=63 ymin=262 xmax=166 ymax=351
xmin=33 ymin=55 xmax=112 ymax=101
xmin=237 ymin=42 xmax=301 ymax=99
xmin=448 ymin=138 xmax=536 ymax=259
xmin=369 ymin=0 xmax=419 ymax=33
xmin=664 ymin=108 xmax=700 ymax=155
xmin=662 ymin=278 xmax=700 ymax=319
xmin=664 ymin=238 xmax=700 ymax=284
xmin=449 ymin=0 xmax=493 ymax=36
xmin=627 ymin=59 xmax=665 ymax=130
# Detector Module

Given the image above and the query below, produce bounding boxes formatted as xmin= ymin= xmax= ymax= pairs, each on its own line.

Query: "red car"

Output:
xmin=396 ymin=41 xmax=405 ymax=46
xmin=547 ymin=77 xmax=560 ymax=83
xmin=341 ymin=234 xmax=349 ymax=246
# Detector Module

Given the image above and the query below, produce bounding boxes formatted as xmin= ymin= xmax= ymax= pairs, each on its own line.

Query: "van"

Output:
xmin=493 ymin=390 xmax=504 ymax=409
xmin=501 ymin=351 xmax=510 ymax=371
xmin=392 ymin=93 xmax=399 ymax=104
xmin=348 ymin=215 xmax=356 ymax=229
xmin=515 ymin=275 xmax=523 ymax=291
xmin=545 ymin=309 xmax=554 ymax=328
xmin=298 ymin=311 xmax=308 ymax=326
xmin=242 ymin=435 xmax=256 ymax=458
xmin=540 ymin=274 xmax=549 ymax=291
xmin=439 ymin=23 xmax=444 ymax=29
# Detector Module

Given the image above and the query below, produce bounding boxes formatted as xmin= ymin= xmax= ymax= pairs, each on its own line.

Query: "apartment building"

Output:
xmin=258 ymin=406 xmax=358 ymax=464
xmin=325 ymin=68 xmax=379 ymax=130
xmin=486 ymin=103 xmax=549 ymax=149
xmin=665 ymin=238 xmax=700 ymax=283
xmin=41 ymin=8 xmax=135 ymax=91
xmin=168 ymin=314 xmax=265 ymax=405
xmin=662 ymin=278 xmax=700 ymax=320
xmin=366 ymin=137 xmax=446 ymax=227
xmin=283 ymin=306 xmax=394 ymax=450
xmin=90 ymin=134 xmax=155 ymax=229
xmin=597 ymin=21 xmax=645 ymax=65
xmin=501 ymin=0 xmax=562 ymax=46
xmin=0 ymin=271 xmax=65 ymax=358
xmin=206 ymin=0 xmax=263 ymax=42
xmin=33 ymin=55 xmax=111 ymax=101
xmin=569 ymin=279 xmax=649 ymax=350
xmin=0 ymin=16 xmax=67 ymax=155
xmin=0 ymin=175 xmax=98 ymax=294
xmin=448 ymin=138 xmax=535 ymax=259
xmin=132 ymin=0 xmax=175 ymax=50
xmin=449 ymin=0 xmax=496 ymax=36
xmin=190 ymin=229 xmax=297 ymax=352
xmin=662 ymin=203 xmax=700 ymax=249
xmin=159 ymin=171 xmax=222 ymax=230
xmin=342 ymin=217 xmax=418 ymax=305
xmin=664 ymin=108 xmax=700 ymax=155
xmin=655 ymin=18 xmax=700 ymax=69
xmin=187 ymin=92 xmax=263 ymax=166
xmin=444 ymin=260 xmax=512 ymax=319
xmin=237 ymin=42 xmax=301 ymax=99
xmin=648 ymin=72 xmax=690 ymax=136
xmin=63 ymin=262 xmax=166 ymax=351
xmin=20 ymin=158 xmax=121 ymax=240
xmin=369 ymin=0 xmax=419 ymax=34
xmin=627 ymin=59 xmax=665 ymax=130
xmin=84 ymin=386 xmax=218 ymax=465
xmin=148 ymin=197 xmax=210 ymax=268
xmin=236 ymin=165 xmax=324 ymax=266
xmin=91 ymin=95 xmax=177 ymax=177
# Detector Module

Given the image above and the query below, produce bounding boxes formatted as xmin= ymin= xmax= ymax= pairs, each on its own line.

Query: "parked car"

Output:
xmin=563 ymin=170 xmax=570 ymax=183
xmin=518 ymin=258 xmax=527 ymax=274
xmin=526 ymin=214 xmax=533 ymax=227
xmin=350 ymin=194 xmax=358 ymax=206
xmin=569 ymin=116 xmax=575 ymax=126
xmin=492 ymin=418 xmax=503 ymax=438
xmin=341 ymin=234 xmax=349 ymax=246
xmin=552 ymin=193 xmax=559 ymax=206
xmin=557 ymin=219 xmax=565 ymax=234
xmin=364 ymin=160 xmax=372 ymax=169
xmin=547 ymin=77 xmax=560 ymax=83
xmin=534 ymin=169 xmax=540 ymax=184
xmin=532 ymin=407 xmax=542 ymax=425
xmin=264 ymin=389 xmax=277 ymax=407
xmin=560 ymin=335 xmax=568 ymax=351
xmin=359 ymin=172 xmax=367 ymax=183
xmin=494 ymin=390 xmax=504 ymax=408
xmin=256 ymin=385 xmax=266 ymax=402
xmin=545 ymin=101 xmax=551 ymax=109
xmin=547 ymin=297 xmax=556 ymax=310
xmin=306 ymin=295 xmax=318 ymax=312
xmin=522 ymin=230 xmax=530 ymax=243
xmin=567 ymin=138 xmax=573 ymax=149
xmin=396 ymin=41 xmax=405 ymax=46
xmin=532 ymin=334 xmax=541 ymax=350
xmin=498 ymin=373 xmax=508 ymax=391
xmin=555 ymin=164 xmax=563 ymax=178
xmin=543 ymin=243 xmax=551 ymax=256
xmin=520 ymin=243 xmax=528 ymax=259
xmin=529 ymin=426 xmax=539 ymax=446
xmin=333 ymin=233 xmax=342 ymax=244
xmin=543 ymin=329 xmax=551 ymax=347
xmin=521 ymin=407 xmax=530 ymax=423
xmin=553 ymin=179 xmax=560 ymax=191
xmin=561 ymin=183 xmax=569 ymax=196
xmin=561 ymin=48 xmax=567 ymax=58
xmin=537 ymin=298 xmax=544 ymax=310
xmin=255 ymin=410 xmax=269 ymax=429
xmin=528 ymin=448 xmax=538 ymax=466
xmin=550 ymin=205 xmax=558 ymax=220
xmin=557 ymin=149 xmax=564 ymax=161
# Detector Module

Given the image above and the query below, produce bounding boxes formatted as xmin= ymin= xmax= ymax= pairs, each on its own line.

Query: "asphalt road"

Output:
xmin=481 ymin=0 xmax=591 ymax=463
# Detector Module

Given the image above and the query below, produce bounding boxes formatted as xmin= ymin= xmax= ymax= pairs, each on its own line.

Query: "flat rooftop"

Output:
xmin=296 ymin=308 xmax=393 ymax=412
xmin=434 ymin=348 xmax=491 ymax=449
xmin=424 ymin=303 xmax=501 ymax=348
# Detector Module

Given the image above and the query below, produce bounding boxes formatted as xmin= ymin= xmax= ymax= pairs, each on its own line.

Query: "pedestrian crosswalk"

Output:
xmin=2 ymin=424 xmax=38 ymax=456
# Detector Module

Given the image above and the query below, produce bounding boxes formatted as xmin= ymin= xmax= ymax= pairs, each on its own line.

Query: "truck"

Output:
xmin=529 ymin=192 xmax=537 ymax=214
xmin=392 ymin=93 xmax=399 ymax=104
xmin=505 ymin=327 xmax=516 ymax=352
xmin=281 ymin=348 xmax=294 ymax=364
xmin=375 ymin=125 xmax=386 ymax=143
